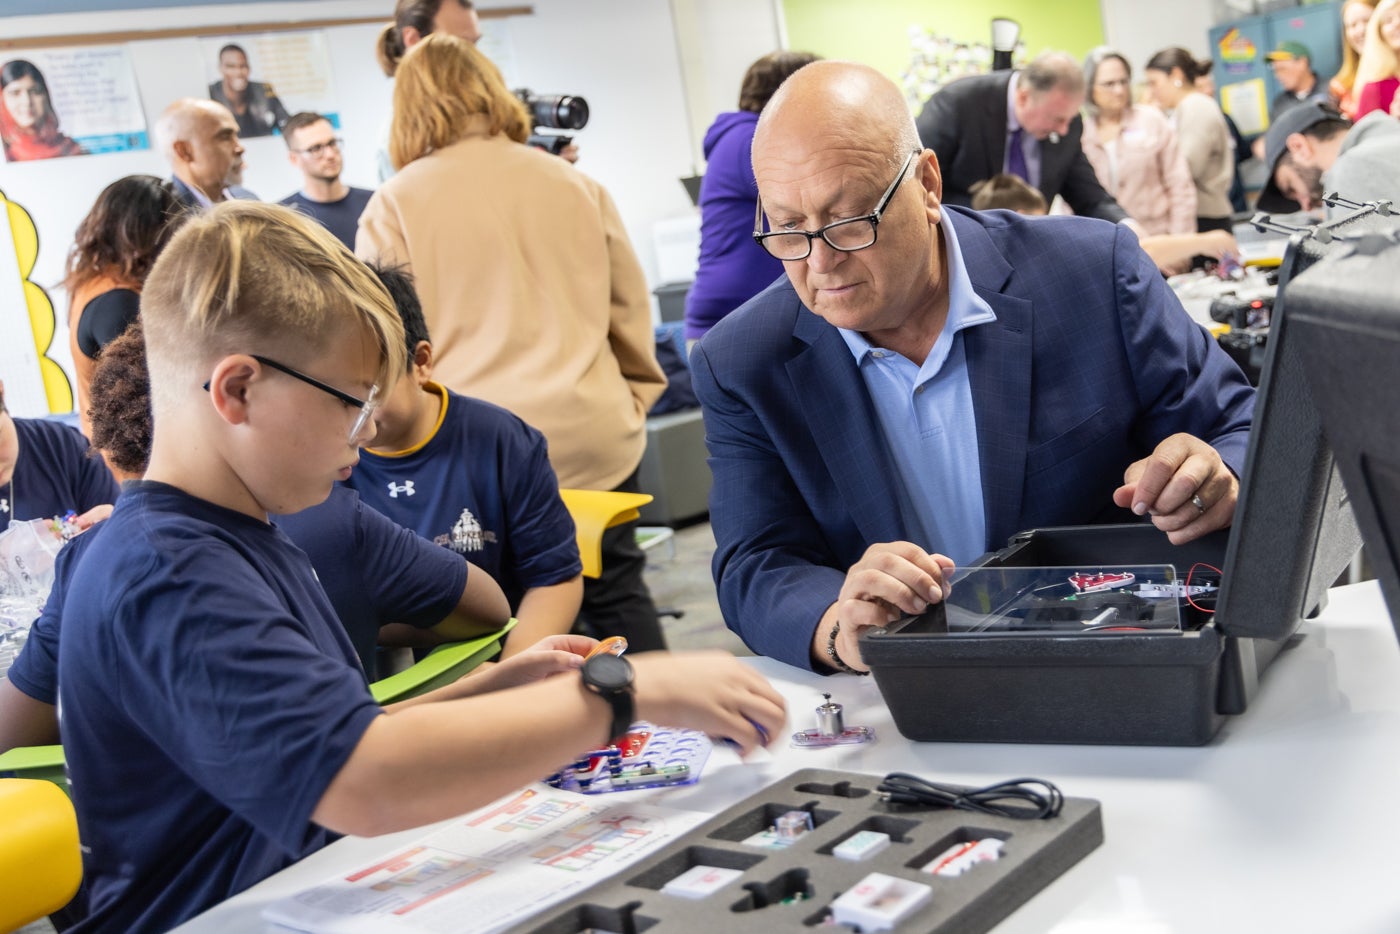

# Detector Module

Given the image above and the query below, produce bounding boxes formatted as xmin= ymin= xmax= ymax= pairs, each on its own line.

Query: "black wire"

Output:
xmin=875 ymin=772 xmax=1064 ymax=820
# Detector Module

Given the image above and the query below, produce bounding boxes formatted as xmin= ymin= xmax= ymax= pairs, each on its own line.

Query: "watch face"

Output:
xmin=583 ymin=652 xmax=634 ymax=693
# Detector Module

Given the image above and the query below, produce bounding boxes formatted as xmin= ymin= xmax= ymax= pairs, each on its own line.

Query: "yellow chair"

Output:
xmin=368 ymin=618 xmax=518 ymax=704
xmin=558 ymin=489 xmax=654 ymax=579
xmin=0 ymin=778 xmax=82 ymax=931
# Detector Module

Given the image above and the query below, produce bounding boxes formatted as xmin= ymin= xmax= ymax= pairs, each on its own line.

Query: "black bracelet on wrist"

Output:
xmin=825 ymin=620 xmax=869 ymax=675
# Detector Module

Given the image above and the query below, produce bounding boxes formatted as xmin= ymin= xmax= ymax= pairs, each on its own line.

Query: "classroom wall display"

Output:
xmin=1 ymin=46 xmax=149 ymax=163
xmin=0 ymin=188 xmax=72 ymax=415
xmin=200 ymin=31 xmax=338 ymax=137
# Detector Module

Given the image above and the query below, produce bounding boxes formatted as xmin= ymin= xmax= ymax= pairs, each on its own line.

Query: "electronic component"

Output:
xmin=920 ymin=838 xmax=1004 ymax=877
xmin=791 ymin=693 xmax=875 ymax=747
xmin=832 ymin=830 xmax=891 ymax=862
xmin=661 ymin=864 xmax=744 ymax=899
xmin=741 ymin=809 xmax=814 ymax=849
xmin=544 ymin=723 xmax=709 ymax=795
xmin=829 ymin=872 xmax=932 ymax=931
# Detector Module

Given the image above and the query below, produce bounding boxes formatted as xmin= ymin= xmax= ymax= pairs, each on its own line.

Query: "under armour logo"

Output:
xmin=387 ymin=481 xmax=416 ymax=499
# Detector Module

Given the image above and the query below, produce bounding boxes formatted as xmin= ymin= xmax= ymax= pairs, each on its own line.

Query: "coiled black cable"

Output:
xmin=876 ymin=772 xmax=1064 ymax=820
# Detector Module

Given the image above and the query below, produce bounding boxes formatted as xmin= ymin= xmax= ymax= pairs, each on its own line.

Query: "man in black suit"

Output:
xmin=916 ymin=51 xmax=1128 ymax=223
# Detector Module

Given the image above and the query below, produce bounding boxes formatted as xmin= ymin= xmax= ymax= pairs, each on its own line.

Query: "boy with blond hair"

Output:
xmin=57 ymin=202 xmax=785 ymax=931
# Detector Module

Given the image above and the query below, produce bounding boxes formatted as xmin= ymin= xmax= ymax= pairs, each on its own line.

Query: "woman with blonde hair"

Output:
xmin=1330 ymin=0 xmax=1378 ymax=117
xmin=357 ymin=34 xmax=669 ymax=653
xmin=1080 ymin=47 xmax=1195 ymax=237
xmin=1354 ymin=0 xmax=1400 ymax=118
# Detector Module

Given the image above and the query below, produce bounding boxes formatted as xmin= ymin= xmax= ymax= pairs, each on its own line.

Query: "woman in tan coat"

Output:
xmin=1144 ymin=48 xmax=1236 ymax=233
xmin=356 ymin=34 xmax=669 ymax=651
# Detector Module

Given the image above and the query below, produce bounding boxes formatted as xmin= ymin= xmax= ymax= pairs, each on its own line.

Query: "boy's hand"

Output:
xmin=630 ymin=652 xmax=787 ymax=756
xmin=73 ymin=504 xmax=113 ymax=532
xmin=467 ymin=634 xmax=595 ymax=693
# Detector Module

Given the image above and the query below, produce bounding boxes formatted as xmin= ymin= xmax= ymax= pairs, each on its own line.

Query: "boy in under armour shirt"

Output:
xmin=55 ymin=201 xmax=784 ymax=932
xmin=345 ymin=265 xmax=582 ymax=659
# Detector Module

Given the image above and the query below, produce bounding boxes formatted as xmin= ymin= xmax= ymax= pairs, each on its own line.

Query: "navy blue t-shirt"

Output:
xmin=344 ymin=386 xmax=581 ymax=610
xmin=279 ymin=188 xmax=375 ymax=250
xmin=10 ymin=486 xmax=467 ymax=703
xmin=2 ymin=417 xmax=118 ymax=522
xmin=276 ymin=486 xmax=468 ymax=675
xmin=58 ymin=482 xmax=382 ymax=933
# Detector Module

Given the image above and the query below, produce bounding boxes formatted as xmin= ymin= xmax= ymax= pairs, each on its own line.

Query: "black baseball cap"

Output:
xmin=1257 ymin=100 xmax=1350 ymax=213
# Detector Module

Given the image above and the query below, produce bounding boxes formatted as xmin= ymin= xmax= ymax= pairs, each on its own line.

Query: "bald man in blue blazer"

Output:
xmin=691 ymin=61 xmax=1254 ymax=675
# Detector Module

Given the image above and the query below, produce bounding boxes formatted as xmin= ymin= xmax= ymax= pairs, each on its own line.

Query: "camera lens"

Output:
xmin=530 ymin=94 xmax=589 ymax=131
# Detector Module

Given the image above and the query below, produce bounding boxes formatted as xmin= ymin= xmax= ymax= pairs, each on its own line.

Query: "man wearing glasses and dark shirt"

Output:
xmin=279 ymin=112 xmax=374 ymax=250
xmin=690 ymin=60 xmax=1256 ymax=677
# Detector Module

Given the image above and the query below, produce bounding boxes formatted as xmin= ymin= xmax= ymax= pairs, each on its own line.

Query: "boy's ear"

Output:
xmin=205 ymin=355 xmax=259 ymax=426
xmin=412 ymin=340 xmax=434 ymax=381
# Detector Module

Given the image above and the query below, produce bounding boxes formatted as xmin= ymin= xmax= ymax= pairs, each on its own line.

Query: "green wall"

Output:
xmin=781 ymin=0 xmax=1106 ymax=82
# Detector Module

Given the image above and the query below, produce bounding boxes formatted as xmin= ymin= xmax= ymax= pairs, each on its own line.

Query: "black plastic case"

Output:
xmin=523 ymin=767 xmax=1103 ymax=934
xmin=861 ymin=524 xmax=1260 ymax=746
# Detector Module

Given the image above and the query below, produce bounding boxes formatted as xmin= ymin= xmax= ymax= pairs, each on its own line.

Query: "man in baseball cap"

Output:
xmin=1259 ymin=99 xmax=1400 ymax=215
xmin=1265 ymin=41 xmax=1327 ymax=121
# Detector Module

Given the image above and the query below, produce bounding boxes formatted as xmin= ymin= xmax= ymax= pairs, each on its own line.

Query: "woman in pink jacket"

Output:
xmin=1080 ymin=47 xmax=1196 ymax=237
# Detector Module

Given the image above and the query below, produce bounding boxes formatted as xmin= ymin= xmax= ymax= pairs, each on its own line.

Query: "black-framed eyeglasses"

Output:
xmin=752 ymin=148 xmax=920 ymax=261
xmin=203 ymin=354 xmax=380 ymax=444
xmin=293 ymin=137 xmax=344 ymax=157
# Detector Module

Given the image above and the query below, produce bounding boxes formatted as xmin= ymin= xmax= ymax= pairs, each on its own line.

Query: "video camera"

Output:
xmin=514 ymin=89 xmax=589 ymax=156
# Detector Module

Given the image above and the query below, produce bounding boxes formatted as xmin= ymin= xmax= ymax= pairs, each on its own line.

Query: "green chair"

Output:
xmin=0 ymin=743 xmax=66 ymax=791
xmin=369 ymin=618 xmax=517 ymax=704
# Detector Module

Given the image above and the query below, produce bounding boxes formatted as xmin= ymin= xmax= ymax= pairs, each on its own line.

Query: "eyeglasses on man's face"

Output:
xmin=752 ymin=148 xmax=920 ymax=262
xmin=294 ymin=137 xmax=344 ymax=157
xmin=203 ymin=354 xmax=380 ymax=444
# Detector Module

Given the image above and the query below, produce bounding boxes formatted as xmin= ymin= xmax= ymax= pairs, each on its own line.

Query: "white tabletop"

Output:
xmin=176 ymin=581 xmax=1400 ymax=933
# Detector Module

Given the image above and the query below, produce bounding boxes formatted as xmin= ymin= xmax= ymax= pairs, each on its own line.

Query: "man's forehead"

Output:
xmin=295 ymin=122 xmax=335 ymax=143
xmin=754 ymin=145 xmax=891 ymax=207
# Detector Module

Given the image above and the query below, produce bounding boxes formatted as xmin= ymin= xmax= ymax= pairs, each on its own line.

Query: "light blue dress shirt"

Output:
xmin=838 ymin=213 xmax=998 ymax=565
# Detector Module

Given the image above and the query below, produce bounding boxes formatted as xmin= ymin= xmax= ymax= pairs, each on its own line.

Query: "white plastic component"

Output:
xmin=830 ymin=872 xmax=932 ymax=931
xmin=920 ymin=837 xmax=1005 ymax=877
xmin=832 ymin=830 xmax=892 ymax=862
xmin=661 ymin=863 xmax=745 ymax=899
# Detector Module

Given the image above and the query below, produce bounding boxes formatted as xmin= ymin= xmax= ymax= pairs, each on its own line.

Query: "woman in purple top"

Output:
xmin=685 ymin=51 xmax=818 ymax=342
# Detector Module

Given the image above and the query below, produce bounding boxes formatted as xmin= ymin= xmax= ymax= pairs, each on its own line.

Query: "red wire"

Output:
xmin=1185 ymin=562 xmax=1224 ymax=613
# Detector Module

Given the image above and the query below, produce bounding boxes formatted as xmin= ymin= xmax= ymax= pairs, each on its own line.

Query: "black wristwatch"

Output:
xmin=581 ymin=652 xmax=635 ymax=745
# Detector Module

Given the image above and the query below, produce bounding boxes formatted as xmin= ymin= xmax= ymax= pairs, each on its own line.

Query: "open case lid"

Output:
xmin=1209 ymin=203 xmax=1400 ymax=639
xmin=1284 ymin=213 xmax=1400 ymax=645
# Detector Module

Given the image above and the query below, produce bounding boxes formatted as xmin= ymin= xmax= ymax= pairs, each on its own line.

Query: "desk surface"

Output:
xmin=175 ymin=582 xmax=1400 ymax=933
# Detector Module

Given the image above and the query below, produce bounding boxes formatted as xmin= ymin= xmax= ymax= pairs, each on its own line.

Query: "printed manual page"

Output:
xmin=263 ymin=785 xmax=707 ymax=933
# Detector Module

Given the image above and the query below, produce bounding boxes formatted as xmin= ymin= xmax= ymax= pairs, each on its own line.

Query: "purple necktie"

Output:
xmin=1006 ymin=127 xmax=1029 ymax=182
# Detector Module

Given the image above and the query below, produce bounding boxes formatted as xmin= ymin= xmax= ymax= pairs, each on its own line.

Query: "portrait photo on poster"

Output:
xmin=0 ymin=46 xmax=150 ymax=163
xmin=201 ymin=32 xmax=340 ymax=139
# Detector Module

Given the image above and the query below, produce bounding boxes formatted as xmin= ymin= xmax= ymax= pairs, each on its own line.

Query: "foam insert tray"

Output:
xmin=522 ymin=767 xmax=1103 ymax=933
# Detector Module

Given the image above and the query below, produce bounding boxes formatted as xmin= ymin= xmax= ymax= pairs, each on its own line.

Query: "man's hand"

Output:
xmin=1113 ymin=433 xmax=1238 ymax=544
xmin=816 ymin=542 xmax=955 ymax=673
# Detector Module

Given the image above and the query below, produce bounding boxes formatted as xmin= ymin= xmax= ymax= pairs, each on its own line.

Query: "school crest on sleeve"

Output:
xmin=434 ymin=508 xmax=498 ymax=554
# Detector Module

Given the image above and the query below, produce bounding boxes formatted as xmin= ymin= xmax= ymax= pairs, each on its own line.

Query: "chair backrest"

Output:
xmin=558 ymin=489 xmax=654 ymax=579
xmin=0 ymin=778 xmax=82 ymax=930
xmin=368 ymin=618 xmax=518 ymax=704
